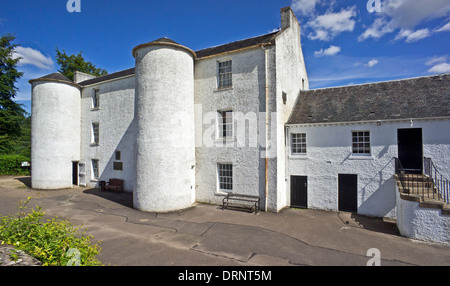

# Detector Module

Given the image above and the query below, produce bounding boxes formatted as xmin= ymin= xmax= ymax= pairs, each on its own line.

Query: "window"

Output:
xmin=115 ymin=151 xmax=121 ymax=161
xmin=92 ymin=89 xmax=99 ymax=109
xmin=92 ymin=123 xmax=99 ymax=145
xmin=91 ymin=159 xmax=99 ymax=179
xmin=218 ymin=163 xmax=232 ymax=191
xmin=282 ymin=92 xmax=287 ymax=105
xmin=352 ymin=131 xmax=370 ymax=154
xmin=291 ymin=133 xmax=306 ymax=155
xmin=218 ymin=60 xmax=232 ymax=88
xmin=218 ymin=110 xmax=233 ymax=139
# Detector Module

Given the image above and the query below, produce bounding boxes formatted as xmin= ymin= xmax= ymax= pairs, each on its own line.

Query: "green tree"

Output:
xmin=55 ymin=48 xmax=107 ymax=81
xmin=0 ymin=33 xmax=27 ymax=154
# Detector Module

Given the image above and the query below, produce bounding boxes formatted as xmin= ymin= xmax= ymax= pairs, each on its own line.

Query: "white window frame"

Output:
xmin=91 ymin=159 xmax=99 ymax=180
xmin=352 ymin=131 xmax=371 ymax=155
xmin=217 ymin=60 xmax=232 ymax=89
xmin=291 ymin=133 xmax=307 ymax=155
xmin=92 ymin=89 xmax=99 ymax=109
xmin=217 ymin=110 xmax=233 ymax=140
xmin=92 ymin=122 xmax=99 ymax=145
xmin=217 ymin=163 xmax=233 ymax=192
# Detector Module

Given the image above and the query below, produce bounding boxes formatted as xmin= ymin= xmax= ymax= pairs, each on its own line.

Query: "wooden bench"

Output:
xmin=102 ymin=179 xmax=124 ymax=193
xmin=222 ymin=193 xmax=260 ymax=214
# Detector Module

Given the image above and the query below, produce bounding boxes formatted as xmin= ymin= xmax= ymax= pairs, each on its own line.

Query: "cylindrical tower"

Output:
xmin=29 ymin=73 xmax=81 ymax=189
xmin=132 ymin=38 xmax=196 ymax=212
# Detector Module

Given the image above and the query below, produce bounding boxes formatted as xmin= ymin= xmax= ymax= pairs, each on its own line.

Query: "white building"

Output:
xmin=29 ymin=7 xmax=450 ymax=243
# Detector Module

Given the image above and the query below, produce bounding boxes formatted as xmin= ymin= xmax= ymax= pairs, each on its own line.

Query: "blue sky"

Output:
xmin=1 ymin=0 xmax=450 ymax=114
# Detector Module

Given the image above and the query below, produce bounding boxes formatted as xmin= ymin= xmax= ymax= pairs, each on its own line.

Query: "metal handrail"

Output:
xmin=394 ymin=157 xmax=449 ymax=204
xmin=424 ymin=157 xmax=449 ymax=204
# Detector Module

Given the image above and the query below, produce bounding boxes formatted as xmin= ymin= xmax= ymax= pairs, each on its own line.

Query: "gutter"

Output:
xmin=263 ymin=45 xmax=270 ymax=212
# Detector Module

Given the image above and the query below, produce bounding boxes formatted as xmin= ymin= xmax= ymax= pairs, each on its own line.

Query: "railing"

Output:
xmin=394 ymin=157 xmax=449 ymax=204
xmin=424 ymin=157 xmax=449 ymax=204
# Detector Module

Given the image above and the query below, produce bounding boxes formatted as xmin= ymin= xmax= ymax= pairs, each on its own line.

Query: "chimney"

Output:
xmin=74 ymin=71 xmax=96 ymax=83
xmin=280 ymin=7 xmax=297 ymax=29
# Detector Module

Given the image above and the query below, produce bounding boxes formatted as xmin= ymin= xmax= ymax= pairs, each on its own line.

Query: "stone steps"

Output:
xmin=394 ymin=174 xmax=449 ymax=215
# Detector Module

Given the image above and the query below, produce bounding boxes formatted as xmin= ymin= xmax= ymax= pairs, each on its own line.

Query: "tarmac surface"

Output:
xmin=0 ymin=176 xmax=449 ymax=267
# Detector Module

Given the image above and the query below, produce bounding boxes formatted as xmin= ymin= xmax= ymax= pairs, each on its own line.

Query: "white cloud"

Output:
xmin=395 ymin=28 xmax=431 ymax=43
xmin=425 ymin=56 xmax=447 ymax=66
xmin=359 ymin=0 xmax=450 ymax=41
xmin=307 ymin=6 xmax=357 ymax=41
xmin=358 ymin=18 xmax=394 ymax=41
xmin=434 ymin=22 xmax=450 ymax=33
xmin=381 ymin=0 xmax=450 ymax=29
xmin=291 ymin=0 xmax=321 ymax=16
xmin=12 ymin=46 xmax=54 ymax=70
xmin=425 ymin=56 xmax=450 ymax=73
xmin=428 ymin=62 xmax=450 ymax=73
xmin=314 ymin=45 xmax=341 ymax=57
xmin=366 ymin=59 xmax=379 ymax=67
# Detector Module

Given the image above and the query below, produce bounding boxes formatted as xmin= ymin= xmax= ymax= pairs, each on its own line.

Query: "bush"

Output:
xmin=0 ymin=154 xmax=30 ymax=175
xmin=0 ymin=198 xmax=102 ymax=266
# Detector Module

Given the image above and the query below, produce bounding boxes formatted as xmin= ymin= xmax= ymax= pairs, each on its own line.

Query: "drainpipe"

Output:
xmin=264 ymin=45 xmax=270 ymax=212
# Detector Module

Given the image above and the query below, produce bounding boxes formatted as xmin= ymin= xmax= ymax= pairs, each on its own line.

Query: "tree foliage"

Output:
xmin=0 ymin=33 xmax=27 ymax=154
xmin=55 ymin=48 xmax=107 ymax=81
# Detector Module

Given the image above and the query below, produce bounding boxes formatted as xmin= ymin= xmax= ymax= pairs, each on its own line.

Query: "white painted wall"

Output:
xmin=287 ymin=119 xmax=450 ymax=218
xmin=194 ymin=8 xmax=309 ymax=212
xmin=396 ymin=189 xmax=450 ymax=245
xmin=31 ymin=81 xmax=81 ymax=189
xmin=134 ymin=44 xmax=196 ymax=212
xmin=194 ymin=48 xmax=266 ymax=207
xmin=80 ymin=76 xmax=136 ymax=191
xmin=271 ymin=8 xmax=309 ymax=212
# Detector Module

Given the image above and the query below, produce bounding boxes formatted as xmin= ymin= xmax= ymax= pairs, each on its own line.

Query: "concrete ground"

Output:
xmin=0 ymin=176 xmax=449 ymax=267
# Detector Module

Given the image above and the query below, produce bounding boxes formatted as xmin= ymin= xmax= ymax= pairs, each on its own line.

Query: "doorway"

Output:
xmin=338 ymin=174 xmax=357 ymax=212
xmin=291 ymin=176 xmax=307 ymax=208
xmin=398 ymin=128 xmax=423 ymax=174
xmin=72 ymin=161 xmax=78 ymax=186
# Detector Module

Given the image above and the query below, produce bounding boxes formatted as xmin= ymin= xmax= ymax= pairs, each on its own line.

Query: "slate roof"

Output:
xmin=31 ymin=72 xmax=73 ymax=83
xmin=78 ymin=68 xmax=135 ymax=86
xmin=195 ymin=31 xmax=279 ymax=58
xmin=29 ymin=72 xmax=81 ymax=88
xmin=75 ymin=31 xmax=279 ymax=86
xmin=287 ymin=74 xmax=450 ymax=125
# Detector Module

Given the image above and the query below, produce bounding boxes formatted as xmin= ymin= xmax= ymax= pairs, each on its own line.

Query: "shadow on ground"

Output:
xmin=14 ymin=176 xmax=31 ymax=188
xmin=351 ymin=213 xmax=400 ymax=236
xmin=83 ymin=188 xmax=133 ymax=208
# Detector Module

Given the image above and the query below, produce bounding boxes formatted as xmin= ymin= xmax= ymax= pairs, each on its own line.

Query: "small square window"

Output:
xmin=291 ymin=133 xmax=306 ymax=155
xmin=352 ymin=131 xmax=370 ymax=154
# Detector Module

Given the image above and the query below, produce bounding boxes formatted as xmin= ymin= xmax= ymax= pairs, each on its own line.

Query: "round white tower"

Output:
xmin=29 ymin=73 xmax=81 ymax=189
xmin=132 ymin=38 xmax=196 ymax=212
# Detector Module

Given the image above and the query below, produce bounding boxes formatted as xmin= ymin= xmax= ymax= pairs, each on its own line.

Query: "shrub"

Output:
xmin=0 ymin=154 xmax=30 ymax=175
xmin=0 ymin=198 xmax=102 ymax=266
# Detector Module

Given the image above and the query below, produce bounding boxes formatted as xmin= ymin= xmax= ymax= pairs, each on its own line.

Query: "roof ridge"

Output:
xmin=307 ymin=73 xmax=450 ymax=92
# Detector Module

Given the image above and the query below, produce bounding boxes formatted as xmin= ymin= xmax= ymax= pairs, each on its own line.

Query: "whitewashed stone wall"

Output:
xmin=31 ymin=81 xmax=81 ymax=189
xmin=80 ymin=76 xmax=136 ymax=191
xmin=396 ymin=189 xmax=450 ymax=245
xmin=287 ymin=119 xmax=450 ymax=218
xmin=133 ymin=44 xmax=196 ymax=212
xmin=194 ymin=48 xmax=266 ymax=207
xmin=270 ymin=8 xmax=309 ymax=211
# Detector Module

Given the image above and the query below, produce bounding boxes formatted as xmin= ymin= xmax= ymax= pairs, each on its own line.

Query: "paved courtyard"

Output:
xmin=0 ymin=176 xmax=449 ymax=267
